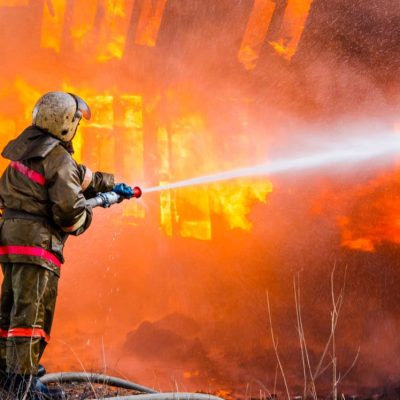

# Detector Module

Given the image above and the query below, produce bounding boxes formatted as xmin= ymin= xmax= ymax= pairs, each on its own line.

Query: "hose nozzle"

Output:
xmin=86 ymin=186 xmax=142 ymax=209
xmin=133 ymin=186 xmax=142 ymax=198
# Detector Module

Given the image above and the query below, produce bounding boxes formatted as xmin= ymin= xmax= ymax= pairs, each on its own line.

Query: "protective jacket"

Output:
xmin=0 ymin=126 xmax=114 ymax=276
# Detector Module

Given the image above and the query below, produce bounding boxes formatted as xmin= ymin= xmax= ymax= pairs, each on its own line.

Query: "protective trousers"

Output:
xmin=0 ymin=263 xmax=58 ymax=375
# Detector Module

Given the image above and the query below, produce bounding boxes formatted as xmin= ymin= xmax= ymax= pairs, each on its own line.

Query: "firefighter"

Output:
xmin=0 ymin=92 xmax=133 ymax=399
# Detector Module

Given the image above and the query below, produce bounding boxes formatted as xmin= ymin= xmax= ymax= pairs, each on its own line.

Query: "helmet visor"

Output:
xmin=68 ymin=93 xmax=91 ymax=120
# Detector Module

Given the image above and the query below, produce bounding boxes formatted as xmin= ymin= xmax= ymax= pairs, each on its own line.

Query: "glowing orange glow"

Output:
xmin=277 ymin=0 xmax=313 ymax=59
xmin=118 ymin=95 xmax=146 ymax=220
xmin=135 ymin=0 xmax=168 ymax=47
xmin=158 ymin=126 xmax=173 ymax=236
xmin=338 ymin=216 xmax=376 ymax=252
xmin=40 ymin=0 xmax=67 ymax=53
xmin=211 ymin=180 xmax=273 ymax=231
xmin=183 ymin=370 xmax=200 ymax=379
xmin=14 ymin=78 xmax=41 ymax=121
xmin=239 ymin=0 xmax=312 ymax=68
xmin=0 ymin=0 xmax=27 ymax=6
xmin=269 ymin=38 xmax=292 ymax=59
xmin=117 ymin=95 xmax=144 ymax=180
xmin=170 ymin=114 xmax=212 ymax=240
xmin=89 ymin=95 xmax=116 ymax=172
xmin=158 ymin=114 xmax=213 ymax=240
xmin=7 ymin=81 xmax=273 ymax=238
xmin=86 ymin=94 xmax=114 ymax=129
xmin=154 ymin=113 xmax=273 ymax=239
xmin=96 ymin=0 xmax=135 ymax=62
xmin=333 ymin=167 xmax=400 ymax=253
xmin=0 ymin=2 xmax=397 ymax=395
xmin=68 ymin=1 xmax=98 ymax=54
xmin=238 ymin=0 xmax=275 ymax=70
xmin=160 ymin=183 xmax=173 ymax=236
xmin=0 ymin=119 xmax=16 ymax=171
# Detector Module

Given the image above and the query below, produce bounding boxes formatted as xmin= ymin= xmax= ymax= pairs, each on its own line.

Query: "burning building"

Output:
xmin=0 ymin=0 xmax=399 ymax=397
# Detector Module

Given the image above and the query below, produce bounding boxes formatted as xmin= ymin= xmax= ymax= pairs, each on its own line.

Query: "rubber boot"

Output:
xmin=37 ymin=364 xmax=46 ymax=378
xmin=4 ymin=374 xmax=50 ymax=399
xmin=33 ymin=377 xmax=66 ymax=400
xmin=35 ymin=365 xmax=65 ymax=399
xmin=1 ymin=374 xmax=65 ymax=399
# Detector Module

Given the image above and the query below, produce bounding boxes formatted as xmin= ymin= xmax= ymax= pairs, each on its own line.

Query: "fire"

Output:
xmin=238 ymin=0 xmax=312 ymax=69
xmin=40 ymin=0 xmax=166 ymax=60
xmin=239 ymin=0 xmax=276 ymax=70
xmin=96 ymin=0 xmax=135 ymax=62
xmin=156 ymin=112 xmax=273 ymax=239
xmin=1 ymin=1 xmax=399 ymax=394
xmin=0 ymin=0 xmax=27 ymax=6
xmin=135 ymin=0 xmax=168 ymax=47
xmin=339 ymin=216 xmax=376 ymax=252
xmin=68 ymin=2 xmax=98 ymax=54
xmin=41 ymin=0 xmax=67 ymax=53
xmin=0 ymin=119 xmax=15 ymax=171
xmin=62 ymin=85 xmax=146 ymax=219
xmin=339 ymin=177 xmax=400 ymax=252
xmin=279 ymin=0 xmax=313 ymax=59
xmin=14 ymin=78 xmax=42 ymax=122
xmin=10 ymin=78 xmax=272 ymax=235
xmin=269 ymin=39 xmax=292 ymax=59
xmin=183 ymin=370 xmax=200 ymax=379
xmin=211 ymin=180 xmax=272 ymax=231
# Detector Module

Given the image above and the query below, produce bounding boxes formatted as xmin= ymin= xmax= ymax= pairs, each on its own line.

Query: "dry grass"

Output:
xmin=265 ymin=267 xmax=360 ymax=400
xmin=0 ymin=380 xmax=142 ymax=399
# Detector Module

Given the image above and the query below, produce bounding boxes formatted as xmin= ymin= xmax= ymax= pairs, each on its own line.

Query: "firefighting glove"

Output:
xmin=68 ymin=208 xmax=93 ymax=236
xmin=113 ymin=183 xmax=134 ymax=199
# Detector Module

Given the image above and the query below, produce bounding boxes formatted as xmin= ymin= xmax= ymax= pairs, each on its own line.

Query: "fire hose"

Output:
xmin=78 ymin=192 xmax=225 ymax=399
xmin=39 ymin=372 xmax=156 ymax=393
xmin=86 ymin=187 xmax=142 ymax=209
xmin=39 ymin=372 xmax=224 ymax=400
xmin=82 ymin=189 xmax=224 ymax=399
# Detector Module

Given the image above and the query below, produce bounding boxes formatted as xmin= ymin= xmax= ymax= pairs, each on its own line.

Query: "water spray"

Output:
xmin=87 ymin=132 xmax=400 ymax=207
xmin=142 ymin=132 xmax=400 ymax=194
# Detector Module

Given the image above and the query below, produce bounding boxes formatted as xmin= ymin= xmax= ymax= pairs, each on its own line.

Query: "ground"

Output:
xmin=0 ymin=382 xmax=140 ymax=399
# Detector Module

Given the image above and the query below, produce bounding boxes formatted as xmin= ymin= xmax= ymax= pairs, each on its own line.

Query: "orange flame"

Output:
xmin=135 ymin=0 xmax=168 ymax=47
xmin=10 ymin=79 xmax=271 ymax=236
xmin=238 ymin=0 xmax=275 ymax=70
xmin=279 ymin=0 xmax=313 ymax=59
xmin=41 ymin=0 xmax=67 ymax=53
xmin=239 ymin=0 xmax=312 ymax=68
xmin=0 ymin=0 xmax=28 ymax=6
xmin=0 ymin=0 xmax=398 ymax=394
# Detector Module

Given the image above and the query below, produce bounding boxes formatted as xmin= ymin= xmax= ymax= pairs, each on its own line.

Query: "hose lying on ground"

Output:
xmin=40 ymin=372 xmax=225 ymax=400
xmin=87 ymin=393 xmax=225 ymax=400
xmin=40 ymin=372 xmax=157 ymax=394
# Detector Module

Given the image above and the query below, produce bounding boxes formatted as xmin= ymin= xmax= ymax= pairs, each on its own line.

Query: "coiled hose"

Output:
xmin=40 ymin=372 xmax=224 ymax=400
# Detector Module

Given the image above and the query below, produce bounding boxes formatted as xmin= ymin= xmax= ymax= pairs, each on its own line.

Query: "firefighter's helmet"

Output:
xmin=32 ymin=91 xmax=91 ymax=142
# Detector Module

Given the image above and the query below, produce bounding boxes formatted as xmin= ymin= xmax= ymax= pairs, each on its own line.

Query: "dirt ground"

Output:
xmin=0 ymin=382 xmax=141 ymax=399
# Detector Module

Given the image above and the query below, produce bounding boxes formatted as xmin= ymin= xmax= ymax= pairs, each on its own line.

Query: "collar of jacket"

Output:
xmin=1 ymin=126 xmax=66 ymax=161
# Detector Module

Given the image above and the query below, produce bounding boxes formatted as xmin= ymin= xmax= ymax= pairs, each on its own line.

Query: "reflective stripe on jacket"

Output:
xmin=0 ymin=126 xmax=114 ymax=275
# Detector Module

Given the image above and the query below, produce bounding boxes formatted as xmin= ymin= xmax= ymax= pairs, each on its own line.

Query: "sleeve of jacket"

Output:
xmin=45 ymin=148 xmax=92 ymax=236
xmin=77 ymin=164 xmax=114 ymax=199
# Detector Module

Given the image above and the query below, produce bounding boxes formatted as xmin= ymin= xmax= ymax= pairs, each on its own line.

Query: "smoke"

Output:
xmin=0 ymin=0 xmax=399 ymax=397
